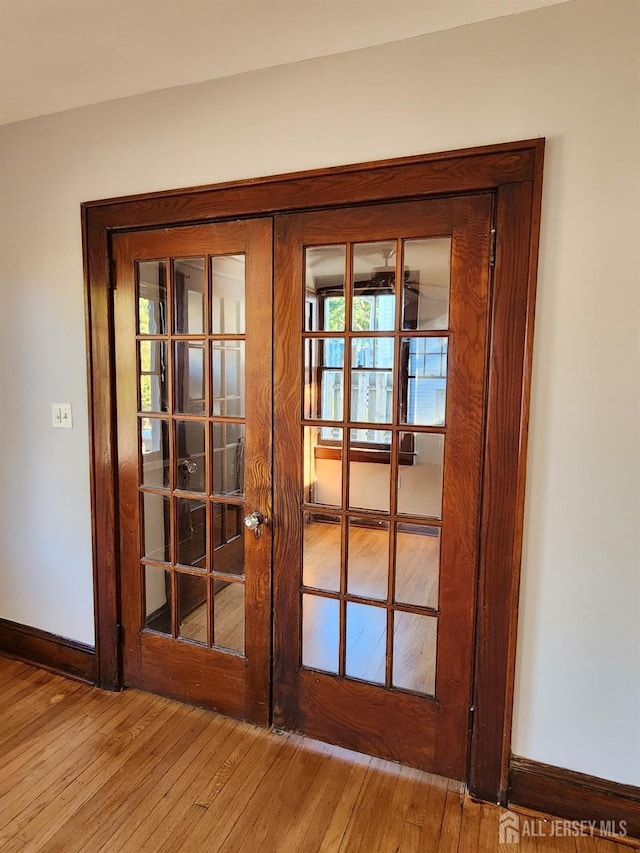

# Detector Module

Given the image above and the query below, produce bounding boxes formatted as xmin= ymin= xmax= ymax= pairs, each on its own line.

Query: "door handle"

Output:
xmin=244 ymin=511 xmax=265 ymax=539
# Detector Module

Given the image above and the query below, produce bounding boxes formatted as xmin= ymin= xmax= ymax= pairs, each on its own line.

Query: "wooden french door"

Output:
xmin=113 ymin=219 xmax=272 ymax=725
xmin=113 ymin=194 xmax=492 ymax=777
xmin=273 ymin=195 xmax=493 ymax=779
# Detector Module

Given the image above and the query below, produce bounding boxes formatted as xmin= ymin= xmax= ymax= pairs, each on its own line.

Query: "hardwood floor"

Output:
xmin=180 ymin=581 xmax=245 ymax=653
xmin=0 ymin=657 xmax=636 ymax=852
xmin=182 ymin=518 xmax=439 ymax=691
xmin=302 ymin=517 xmax=439 ymax=606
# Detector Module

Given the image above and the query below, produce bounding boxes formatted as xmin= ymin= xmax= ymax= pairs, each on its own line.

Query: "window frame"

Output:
xmin=311 ymin=286 xmax=412 ymax=464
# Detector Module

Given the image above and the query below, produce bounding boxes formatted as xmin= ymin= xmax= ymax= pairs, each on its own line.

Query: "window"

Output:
xmin=314 ymin=297 xmax=446 ymax=446
xmin=317 ymin=294 xmax=395 ymax=449
xmin=401 ymin=337 xmax=447 ymax=427
xmin=305 ymin=240 xmax=450 ymax=466
xmin=138 ymin=265 xmax=168 ymax=455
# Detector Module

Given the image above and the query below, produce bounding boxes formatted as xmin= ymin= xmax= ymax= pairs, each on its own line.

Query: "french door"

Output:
xmin=273 ymin=195 xmax=492 ymax=779
xmin=113 ymin=194 xmax=492 ymax=778
xmin=113 ymin=219 xmax=272 ymax=725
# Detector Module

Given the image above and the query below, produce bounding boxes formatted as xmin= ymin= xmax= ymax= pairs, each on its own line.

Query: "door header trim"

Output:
xmin=83 ymin=138 xmax=539 ymax=229
xmin=82 ymin=138 xmax=545 ymax=802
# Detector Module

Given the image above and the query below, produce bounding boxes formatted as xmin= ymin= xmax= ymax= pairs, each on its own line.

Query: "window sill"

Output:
xmin=314 ymin=446 xmax=414 ymax=466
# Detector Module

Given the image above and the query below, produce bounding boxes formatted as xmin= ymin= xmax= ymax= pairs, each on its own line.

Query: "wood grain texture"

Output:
xmin=271 ymin=213 xmax=304 ymax=724
xmin=112 ymin=219 xmax=272 ymax=725
xmin=273 ymin=195 xmax=492 ymax=780
xmin=85 ymin=138 xmax=546 ymax=802
xmin=1 ymin=658 xmax=635 ymax=852
xmin=0 ymin=618 xmax=94 ymax=683
xmin=296 ymin=669 xmax=437 ymax=770
xmin=510 ymin=757 xmax=640 ymax=842
xmin=434 ymin=194 xmax=492 ymax=777
xmin=468 ymin=178 xmax=539 ymax=803
xmin=83 ymin=143 xmax=537 ymax=230
xmin=83 ymin=215 xmax=119 ymax=690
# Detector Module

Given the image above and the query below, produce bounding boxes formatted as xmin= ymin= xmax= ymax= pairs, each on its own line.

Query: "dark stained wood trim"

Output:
xmin=83 ymin=138 xmax=545 ymax=798
xmin=83 ymin=142 xmax=537 ymax=233
xmin=313 ymin=445 xmax=415 ymax=466
xmin=0 ymin=618 xmax=95 ymax=684
xmin=468 ymin=145 xmax=545 ymax=802
xmin=83 ymin=216 xmax=120 ymax=690
xmin=509 ymin=756 xmax=640 ymax=841
xmin=81 ymin=142 xmax=542 ymax=235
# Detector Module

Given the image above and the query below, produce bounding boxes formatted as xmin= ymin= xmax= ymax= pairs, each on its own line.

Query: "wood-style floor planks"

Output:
xmin=316 ymin=750 xmax=371 ymax=852
xmin=366 ymin=765 xmax=442 ymax=853
xmin=0 ymin=657 xmax=637 ymax=853
xmin=210 ymin=733 xmax=321 ymax=852
xmin=175 ymin=730 xmax=297 ymax=852
xmin=338 ymin=757 xmax=404 ymax=852
xmin=0 ymin=657 xmax=33 ymax=690
xmin=374 ymin=765 xmax=433 ymax=852
xmin=0 ymin=694 xmax=175 ymax=850
xmin=139 ymin=722 xmax=279 ymax=853
xmin=42 ymin=705 xmax=214 ymax=853
xmin=478 ymin=801 xmax=502 ymax=850
xmin=140 ymin=727 xmax=275 ymax=853
xmin=282 ymin=750 xmax=368 ymax=852
xmin=0 ymin=694 xmax=132 ymax=832
xmin=93 ymin=717 xmax=241 ymax=853
xmin=436 ymin=783 xmax=466 ymax=853
xmin=0 ymin=664 xmax=81 ymax=738
xmin=0 ymin=685 xmax=117 ymax=792
xmin=413 ymin=774 xmax=452 ymax=849
xmin=457 ymin=794 xmax=482 ymax=850
xmin=519 ymin=823 xmax=540 ymax=853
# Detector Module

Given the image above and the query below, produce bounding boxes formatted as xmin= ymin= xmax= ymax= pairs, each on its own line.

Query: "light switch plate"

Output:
xmin=52 ymin=403 xmax=73 ymax=429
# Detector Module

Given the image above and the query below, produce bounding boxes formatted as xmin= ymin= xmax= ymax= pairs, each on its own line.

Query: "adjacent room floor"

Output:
xmin=0 ymin=657 xmax=635 ymax=852
xmin=180 ymin=518 xmax=439 ymax=693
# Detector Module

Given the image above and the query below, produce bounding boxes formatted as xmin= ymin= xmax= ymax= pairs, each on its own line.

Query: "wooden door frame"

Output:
xmin=82 ymin=138 xmax=545 ymax=803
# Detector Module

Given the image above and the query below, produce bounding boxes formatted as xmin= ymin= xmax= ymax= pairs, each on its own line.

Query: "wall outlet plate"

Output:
xmin=52 ymin=403 xmax=73 ymax=429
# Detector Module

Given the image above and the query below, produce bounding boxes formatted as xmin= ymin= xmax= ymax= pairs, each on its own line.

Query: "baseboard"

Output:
xmin=509 ymin=755 xmax=640 ymax=841
xmin=0 ymin=617 xmax=95 ymax=684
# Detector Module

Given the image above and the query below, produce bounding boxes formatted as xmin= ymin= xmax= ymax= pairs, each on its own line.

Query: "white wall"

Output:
xmin=315 ymin=435 xmax=444 ymax=516
xmin=0 ymin=0 xmax=638 ymax=786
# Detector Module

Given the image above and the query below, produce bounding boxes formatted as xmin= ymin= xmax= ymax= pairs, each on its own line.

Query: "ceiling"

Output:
xmin=0 ymin=0 xmax=568 ymax=126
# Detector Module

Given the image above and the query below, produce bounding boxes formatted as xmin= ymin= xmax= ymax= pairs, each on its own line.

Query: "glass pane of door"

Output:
xmin=135 ymin=254 xmax=248 ymax=651
xmin=300 ymin=235 xmax=444 ymax=697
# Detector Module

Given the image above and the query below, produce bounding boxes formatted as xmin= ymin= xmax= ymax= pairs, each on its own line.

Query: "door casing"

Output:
xmin=82 ymin=138 xmax=545 ymax=802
